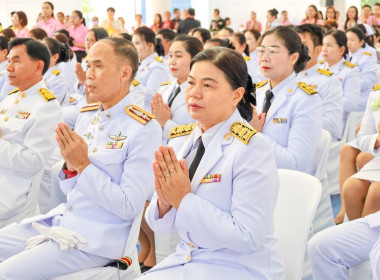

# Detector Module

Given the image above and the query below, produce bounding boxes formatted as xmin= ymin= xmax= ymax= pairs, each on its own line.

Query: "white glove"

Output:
xmin=26 ymin=222 xmax=87 ymax=251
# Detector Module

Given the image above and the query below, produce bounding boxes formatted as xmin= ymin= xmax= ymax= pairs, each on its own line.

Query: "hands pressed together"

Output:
xmin=151 ymin=93 xmax=171 ymax=127
xmin=249 ymin=105 xmax=266 ymax=132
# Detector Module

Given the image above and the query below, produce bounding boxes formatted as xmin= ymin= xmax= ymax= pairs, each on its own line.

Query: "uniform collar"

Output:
xmin=192 ymin=117 xmax=226 ymax=150
xmin=0 ymin=60 xmax=7 ymax=72
xmin=140 ymin=52 xmax=158 ymax=67
xmin=98 ymin=92 xmax=132 ymax=121
xmin=349 ymin=48 xmax=363 ymax=63
xmin=328 ymin=58 xmax=345 ymax=72
xmin=269 ymin=71 xmax=296 ymax=96
xmin=299 ymin=63 xmax=319 ymax=78
xmin=21 ymin=79 xmax=46 ymax=97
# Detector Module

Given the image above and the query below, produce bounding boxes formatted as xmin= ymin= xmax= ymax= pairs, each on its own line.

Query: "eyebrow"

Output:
xmin=88 ymin=59 xmax=102 ymax=63
xmin=188 ymin=74 xmax=218 ymax=83
xmin=9 ymin=55 xmax=20 ymax=60
xmin=171 ymin=51 xmax=184 ymax=54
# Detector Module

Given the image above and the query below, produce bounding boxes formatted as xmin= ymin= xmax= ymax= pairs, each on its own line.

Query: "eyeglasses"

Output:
xmin=256 ymin=46 xmax=289 ymax=58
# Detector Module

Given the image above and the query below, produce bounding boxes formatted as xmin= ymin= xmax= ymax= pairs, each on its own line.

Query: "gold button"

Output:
xmin=4 ymin=116 xmax=8 ymax=121
xmin=14 ymin=99 xmax=19 ymax=104
xmin=188 ymin=242 xmax=195 ymax=247
xmin=67 ymin=206 xmax=73 ymax=211
xmin=99 ymin=125 xmax=104 ymax=131
xmin=287 ymin=89 xmax=293 ymax=93
xmin=92 ymin=148 xmax=97 ymax=153
xmin=186 ymin=255 xmax=190 ymax=261
xmin=224 ymin=133 xmax=231 ymax=140
xmin=106 ymin=112 xmax=111 ymax=118
xmin=21 ymin=92 xmax=25 ymax=98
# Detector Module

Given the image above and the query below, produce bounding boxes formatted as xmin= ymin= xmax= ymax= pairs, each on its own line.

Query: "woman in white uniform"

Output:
xmin=139 ymin=47 xmax=284 ymax=279
xmin=244 ymin=29 xmax=264 ymax=83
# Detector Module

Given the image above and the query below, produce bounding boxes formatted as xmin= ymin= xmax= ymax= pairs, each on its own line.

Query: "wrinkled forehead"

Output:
xmin=87 ymin=41 xmax=114 ymax=61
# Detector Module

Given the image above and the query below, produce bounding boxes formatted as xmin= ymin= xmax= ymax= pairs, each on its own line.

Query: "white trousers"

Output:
xmin=308 ymin=217 xmax=380 ymax=280
xmin=0 ymin=221 xmax=110 ymax=280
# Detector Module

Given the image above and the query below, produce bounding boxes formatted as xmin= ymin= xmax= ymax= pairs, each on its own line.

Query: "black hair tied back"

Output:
xmin=294 ymin=44 xmax=310 ymax=73
xmin=237 ymin=74 xmax=256 ymax=122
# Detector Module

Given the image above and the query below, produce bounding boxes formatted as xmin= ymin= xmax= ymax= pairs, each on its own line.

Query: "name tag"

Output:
xmin=201 ymin=174 xmax=221 ymax=184
xmin=15 ymin=111 xmax=30 ymax=119
xmin=106 ymin=142 xmax=123 ymax=149
xmin=273 ymin=118 xmax=287 ymax=124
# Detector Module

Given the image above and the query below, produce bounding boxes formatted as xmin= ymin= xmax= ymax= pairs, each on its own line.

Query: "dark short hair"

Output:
xmin=73 ymin=10 xmax=86 ymax=26
xmin=89 ymin=27 xmax=109 ymax=41
xmin=268 ymin=8 xmax=278 ymax=17
xmin=347 ymin=26 xmax=366 ymax=48
xmin=362 ymin=4 xmax=371 ymax=10
xmin=324 ymin=29 xmax=348 ymax=58
xmin=43 ymin=37 xmax=70 ymax=63
xmin=244 ymin=29 xmax=261 ymax=41
xmin=173 ymin=34 xmax=203 ymax=58
xmin=157 ymin=28 xmax=176 ymax=41
xmin=214 ymin=9 xmax=220 ymax=15
xmin=230 ymin=33 xmax=249 ymax=56
xmin=100 ymin=38 xmax=139 ymax=80
xmin=221 ymin=27 xmax=234 ymax=35
xmin=205 ymin=38 xmax=228 ymax=47
xmin=1 ymin=28 xmax=16 ymax=40
xmin=29 ymin=28 xmax=47 ymax=40
xmin=107 ymin=7 xmax=115 ymax=13
xmin=0 ymin=36 xmax=10 ymax=52
xmin=117 ymin=33 xmax=132 ymax=41
xmin=295 ymin=24 xmax=324 ymax=47
xmin=188 ymin=8 xmax=195 ymax=16
xmin=9 ymin=38 xmax=50 ymax=74
xmin=192 ymin=28 xmax=211 ymax=44
xmin=15 ymin=11 xmax=28 ymax=27
xmin=43 ymin=1 xmax=54 ymax=17
xmin=173 ymin=8 xmax=179 ymax=13
xmin=134 ymin=26 xmax=164 ymax=56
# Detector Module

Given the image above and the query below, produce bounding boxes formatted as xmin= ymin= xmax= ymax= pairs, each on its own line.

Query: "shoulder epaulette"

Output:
xmin=244 ymin=55 xmax=250 ymax=61
xmin=125 ymin=104 xmax=155 ymax=125
xmin=230 ymin=122 xmax=257 ymax=145
xmin=297 ymin=82 xmax=318 ymax=95
xmin=154 ymin=56 xmax=163 ymax=63
xmin=363 ymin=51 xmax=372 ymax=56
xmin=373 ymin=84 xmax=380 ymax=91
xmin=52 ymin=69 xmax=61 ymax=76
xmin=256 ymin=80 xmax=268 ymax=89
xmin=318 ymin=60 xmax=325 ymax=64
xmin=131 ymin=79 xmax=140 ymax=87
xmin=80 ymin=102 xmax=100 ymax=112
xmin=343 ymin=61 xmax=356 ymax=68
xmin=317 ymin=68 xmax=334 ymax=76
xmin=160 ymin=81 xmax=172 ymax=86
xmin=169 ymin=123 xmax=196 ymax=139
xmin=8 ymin=88 xmax=19 ymax=95
xmin=38 ymin=88 xmax=56 ymax=101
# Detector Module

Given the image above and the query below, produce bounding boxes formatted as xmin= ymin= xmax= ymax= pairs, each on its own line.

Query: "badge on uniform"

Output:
xmin=106 ymin=142 xmax=123 ymax=149
xmin=273 ymin=118 xmax=287 ymax=123
xmin=15 ymin=111 xmax=30 ymax=119
xmin=109 ymin=131 xmax=127 ymax=141
xmin=0 ymin=108 xmax=7 ymax=115
xmin=201 ymin=174 xmax=221 ymax=184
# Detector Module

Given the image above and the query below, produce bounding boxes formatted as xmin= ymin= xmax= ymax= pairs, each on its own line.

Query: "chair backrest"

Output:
xmin=313 ymin=129 xmax=331 ymax=180
xmin=342 ymin=111 xmax=365 ymax=143
xmin=274 ymin=169 xmax=322 ymax=280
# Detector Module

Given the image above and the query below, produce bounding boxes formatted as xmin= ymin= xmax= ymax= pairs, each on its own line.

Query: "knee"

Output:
xmin=308 ymin=229 xmax=337 ymax=262
xmin=340 ymin=145 xmax=359 ymax=161
xmin=342 ymin=178 xmax=366 ymax=202
xmin=356 ymin=152 xmax=374 ymax=170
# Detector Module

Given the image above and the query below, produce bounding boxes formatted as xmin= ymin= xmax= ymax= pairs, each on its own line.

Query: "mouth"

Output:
xmin=261 ymin=66 xmax=271 ymax=71
xmin=87 ymin=84 xmax=96 ymax=92
xmin=170 ymin=68 xmax=177 ymax=72
xmin=189 ymin=103 xmax=201 ymax=110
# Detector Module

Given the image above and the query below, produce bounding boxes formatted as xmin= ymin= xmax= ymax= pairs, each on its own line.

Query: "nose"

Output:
xmin=86 ymin=68 xmax=94 ymax=80
xmin=6 ymin=62 xmax=13 ymax=73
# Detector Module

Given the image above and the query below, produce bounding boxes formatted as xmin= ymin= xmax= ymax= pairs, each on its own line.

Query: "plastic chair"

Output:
xmin=314 ymin=129 xmax=331 ymax=181
xmin=274 ymin=169 xmax=322 ymax=280
xmin=51 ymin=211 xmax=143 ymax=280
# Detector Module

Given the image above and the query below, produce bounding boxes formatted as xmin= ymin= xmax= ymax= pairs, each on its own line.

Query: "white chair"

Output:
xmin=350 ymin=261 xmax=372 ymax=280
xmin=314 ymin=129 xmax=331 ymax=181
xmin=274 ymin=169 xmax=322 ymax=280
xmin=51 ymin=212 xmax=143 ymax=280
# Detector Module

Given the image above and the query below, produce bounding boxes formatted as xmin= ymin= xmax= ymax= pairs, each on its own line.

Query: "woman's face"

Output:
xmin=169 ymin=41 xmax=192 ymax=82
xmin=375 ymin=5 xmax=380 ymax=17
xmin=258 ymin=34 xmax=297 ymax=83
xmin=229 ymin=35 xmax=246 ymax=54
xmin=85 ymin=31 xmax=96 ymax=53
xmin=42 ymin=3 xmax=53 ymax=18
xmin=307 ymin=7 xmax=317 ymax=18
xmin=71 ymin=12 xmax=82 ymax=26
xmin=347 ymin=8 xmax=357 ymax=20
xmin=245 ymin=31 xmax=258 ymax=53
xmin=322 ymin=34 xmax=345 ymax=64
xmin=266 ymin=12 xmax=274 ymax=23
xmin=132 ymin=34 xmax=153 ymax=60
xmin=346 ymin=31 xmax=363 ymax=53
xmin=326 ymin=8 xmax=335 ymax=20
xmin=12 ymin=13 xmax=21 ymax=27
xmin=185 ymin=61 xmax=241 ymax=131
xmin=154 ymin=14 xmax=160 ymax=24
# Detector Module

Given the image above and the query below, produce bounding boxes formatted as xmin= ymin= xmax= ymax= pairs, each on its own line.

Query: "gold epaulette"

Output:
xmin=169 ymin=123 xmax=196 ymax=139
xmin=343 ymin=61 xmax=356 ymax=68
xmin=244 ymin=55 xmax=250 ymax=61
xmin=297 ymin=82 xmax=318 ymax=95
xmin=256 ymin=80 xmax=268 ymax=89
xmin=230 ymin=122 xmax=257 ymax=145
xmin=373 ymin=84 xmax=380 ymax=91
xmin=131 ymin=79 xmax=140 ymax=87
xmin=8 ymin=88 xmax=19 ymax=95
xmin=39 ymin=88 xmax=56 ymax=101
xmin=317 ymin=68 xmax=334 ymax=76
xmin=363 ymin=51 xmax=372 ymax=56
xmin=160 ymin=81 xmax=171 ymax=86
xmin=52 ymin=69 xmax=61 ymax=76
xmin=318 ymin=60 xmax=325 ymax=64
xmin=155 ymin=56 xmax=163 ymax=63
xmin=125 ymin=105 xmax=155 ymax=125
xmin=80 ymin=102 xmax=100 ymax=112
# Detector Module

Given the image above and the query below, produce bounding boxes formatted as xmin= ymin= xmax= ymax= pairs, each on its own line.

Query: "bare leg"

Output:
xmin=138 ymin=201 xmax=151 ymax=264
xmin=356 ymin=152 xmax=374 ymax=170
xmin=342 ymin=177 xmax=371 ymax=220
xmin=140 ymin=201 xmax=156 ymax=267
xmin=362 ymin=182 xmax=380 ymax=217
xmin=336 ymin=145 xmax=360 ymax=224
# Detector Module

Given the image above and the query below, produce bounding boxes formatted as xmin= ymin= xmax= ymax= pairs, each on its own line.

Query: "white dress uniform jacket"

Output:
xmin=319 ymin=58 xmax=361 ymax=135
xmin=349 ymin=47 xmax=378 ymax=110
xmin=44 ymin=65 xmax=69 ymax=105
xmin=156 ymin=80 xmax=195 ymax=144
xmin=142 ymin=109 xmax=285 ymax=280
xmin=299 ymin=64 xmax=343 ymax=140
xmin=256 ymin=72 xmax=323 ymax=175
xmin=135 ymin=52 xmax=170 ymax=111
xmin=0 ymin=80 xmax=62 ymax=223
xmin=57 ymin=60 xmax=77 ymax=94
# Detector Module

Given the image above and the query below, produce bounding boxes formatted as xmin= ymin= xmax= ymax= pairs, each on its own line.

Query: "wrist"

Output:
xmin=62 ymin=162 xmax=78 ymax=179
xmin=76 ymin=161 xmax=90 ymax=174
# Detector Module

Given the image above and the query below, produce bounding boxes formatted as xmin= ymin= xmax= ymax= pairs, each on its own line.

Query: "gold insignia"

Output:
xmin=125 ymin=105 xmax=155 ymax=125
xmin=109 ymin=131 xmax=127 ymax=141
xmin=80 ymin=102 xmax=100 ymax=113
xmin=244 ymin=55 xmax=250 ymax=61
xmin=343 ymin=61 xmax=356 ymax=68
xmin=363 ymin=51 xmax=372 ymax=56
xmin=131 ymin=79 xmax=140 ymax=87
xmin=317 ymin=68 xmax=333 ymax=76
xmin=8 ymin=88 xmax=19 ymax=95
xmin=373 ymin=84 xmax=380 ymax=91
xmin=224 ymin=133 xmax=231 ymax=140
xmin=169 ymin=123 xmax=196 ymax=139
xmin=52 ymin=69 xmax=61 ymax=76
xmin=297 ymin=82 xmax=318 ymax=95
xmin=287 ymin=89 xmax=293 ymax=93
xmin=256 ymin=80 xmax=268 ymax=89
xmin=230 ymin=122 xmax=257 ymax=145
xmin=38 ymin=88 xmax=56 ymax=101
xmin=154 ymin=56 xmax=163 ymax=63
xmin=106 ymin=142 xmax=124 ymax=149
xmin=318 ymin=60 xmax=325 ymax=64
xmin=160 ymin=81 xmax=171 ymax=86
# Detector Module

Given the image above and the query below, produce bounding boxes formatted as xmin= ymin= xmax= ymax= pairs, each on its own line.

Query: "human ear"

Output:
xmin=232 ymin=87 xmax=245 ymax=106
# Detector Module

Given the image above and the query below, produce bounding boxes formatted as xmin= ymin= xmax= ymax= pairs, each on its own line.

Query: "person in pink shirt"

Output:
xmin=299 ymin=5 xmax=324 ymax=25
xmin=67 ymin=10 xmax=88 ymax=62
xmin=372 ymin=3 xmax=380 ymax=25
xmin=12 ymin=11 xmax=29 ymax=38
xmin=359 ymin=4 xmax=373 ymax=25
xmin=245 ymin=11 xmax=262 ymax=32
xmin=161 ymin=11 xmax=173 ymax=29
xmin=280 ymin=11 xmax=292 ymax=26
xmin=34 ymin=1 xmax=63 ymax=37
xmin=150 ymin=13 xmax=162 ymax=34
